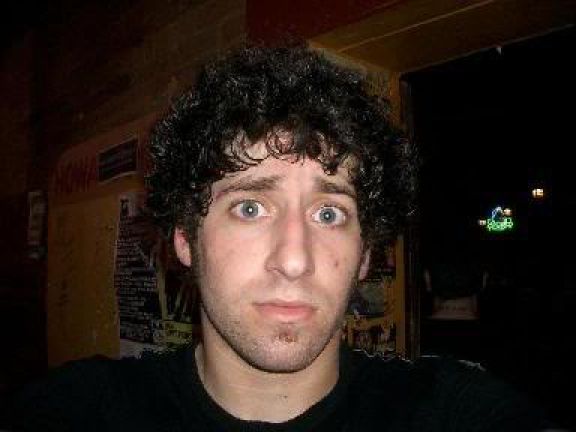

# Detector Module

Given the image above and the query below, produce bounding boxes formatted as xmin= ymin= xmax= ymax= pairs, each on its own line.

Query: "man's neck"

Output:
xmin=194 ymin=335 xmax=341 ymax=423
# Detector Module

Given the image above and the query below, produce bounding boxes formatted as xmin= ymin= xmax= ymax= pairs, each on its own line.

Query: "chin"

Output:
xmin=203 ymin=304 xmax=342 ymax=373
xmin=242 ymin=346 xmax=319 ymax=373
xmin=232 ymin=329 xmax=336 ymax=374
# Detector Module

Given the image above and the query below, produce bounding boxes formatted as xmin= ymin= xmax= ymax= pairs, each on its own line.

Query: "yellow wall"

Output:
xmin=46 ymin=116 xmax=153 ymax=366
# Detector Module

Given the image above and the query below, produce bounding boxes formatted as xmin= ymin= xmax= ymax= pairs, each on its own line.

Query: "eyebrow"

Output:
xmin=216 ymin=175 xmax=282 ymax=198
xmin=314 ymin=177 xmax=357 ymax=199
xmin=215 ymin=175 xmax=357 ymax=200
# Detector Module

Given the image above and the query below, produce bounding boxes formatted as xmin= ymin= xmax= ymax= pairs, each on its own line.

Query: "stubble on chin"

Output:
xmin=200 ymin=299 xmax=338 ymax=373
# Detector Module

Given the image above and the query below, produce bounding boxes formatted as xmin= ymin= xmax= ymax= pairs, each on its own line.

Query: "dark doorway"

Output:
xmin=402 ymin=26 xmax=575 ymax=429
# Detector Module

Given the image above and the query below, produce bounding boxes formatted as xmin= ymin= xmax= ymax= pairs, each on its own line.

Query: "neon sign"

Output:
xmin=485 ymin=206 xmax=514 ymax=232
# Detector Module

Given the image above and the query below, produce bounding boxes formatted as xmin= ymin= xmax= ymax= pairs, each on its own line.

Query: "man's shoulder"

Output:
xmin=26 ymin=346 xmax=187 ymax=393
xmin=346 ymin=350 xmax=439 ymax=403
xmin=348 ymin=349 xmax=507 ymax=393
xmin=14 ymin=346 xmax=191 ymax=431
xmin=346 ymin=350 xmax=549 ymax=431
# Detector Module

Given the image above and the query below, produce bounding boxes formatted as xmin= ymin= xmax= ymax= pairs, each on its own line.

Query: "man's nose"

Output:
xmin=265 ymin=210 xmax=315 ymax=281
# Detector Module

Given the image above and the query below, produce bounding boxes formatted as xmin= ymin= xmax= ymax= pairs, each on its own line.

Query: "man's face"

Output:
xmin=175 ymin=146 xmax=370 ymax=373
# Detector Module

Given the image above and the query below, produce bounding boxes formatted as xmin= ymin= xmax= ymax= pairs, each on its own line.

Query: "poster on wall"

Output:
xmin=343 ymin=314 xmax=397 ymax=358
xmin=344 ymin=275 xmax=397 ymax=357
xmin=159 ymin=257 xmax=201 ymax=350
xmin=344 ymin=243 xmax=398 ymax=357
xmin=114 ymin=191 xmax=165 ymax=357
xmin=113 ymin=190 xmax=202 ymax=357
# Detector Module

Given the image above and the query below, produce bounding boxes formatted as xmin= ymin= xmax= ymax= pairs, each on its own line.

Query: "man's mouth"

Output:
xmin=253 ymin=301 xmax=316 ymax=323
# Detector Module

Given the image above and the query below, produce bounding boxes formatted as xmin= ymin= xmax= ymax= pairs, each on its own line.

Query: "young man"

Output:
xmin=16 ymin=45 xmax=549 ymax=431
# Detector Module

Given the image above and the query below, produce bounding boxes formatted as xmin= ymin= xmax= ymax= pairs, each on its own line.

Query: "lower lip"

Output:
xmin=255 ymin=304 xmax=315 ymax=322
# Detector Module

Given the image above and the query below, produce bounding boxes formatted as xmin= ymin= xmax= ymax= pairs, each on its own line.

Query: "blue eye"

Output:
xmin=232 ymin=200 xmax=267 ymax=219
xmin=313 ymin=206 xmax=346 ymax=225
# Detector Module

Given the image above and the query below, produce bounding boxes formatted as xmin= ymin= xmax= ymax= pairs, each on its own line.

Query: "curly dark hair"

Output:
xmin=146 ymin=44 xmax=416 ymax=250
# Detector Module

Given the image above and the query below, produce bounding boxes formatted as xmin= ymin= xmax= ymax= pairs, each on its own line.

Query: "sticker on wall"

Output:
xmin=99 ymin=137 xmax=139 ymax=183
xmin=27 ymin=190 xmax=47 ymax=259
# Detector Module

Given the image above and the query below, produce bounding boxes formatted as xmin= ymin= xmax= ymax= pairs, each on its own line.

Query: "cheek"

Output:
xmin=201 ymin=226 xmax=262 ymax=282
xmin=319 ymin=251 xmax=358 ymax=299
xmin=320 ymin=233 xmax=362 ymax=275
xmin=203 ymin=235 xmax=234 ymax=274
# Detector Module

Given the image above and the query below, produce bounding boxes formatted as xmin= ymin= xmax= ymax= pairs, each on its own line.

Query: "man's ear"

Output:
xmin=173 ymin=227 xmax=192 ymax=267
xmin=358 ymin=248 xmax=371 ymax=281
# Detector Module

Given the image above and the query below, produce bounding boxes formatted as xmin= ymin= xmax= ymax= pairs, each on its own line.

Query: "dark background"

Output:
xmin=403 ymin=26 xmax=575 ymax=429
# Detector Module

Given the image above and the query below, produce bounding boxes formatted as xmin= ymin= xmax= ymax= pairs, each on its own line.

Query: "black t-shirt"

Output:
xmin=14 ymin=345 xmax=549 ymax=431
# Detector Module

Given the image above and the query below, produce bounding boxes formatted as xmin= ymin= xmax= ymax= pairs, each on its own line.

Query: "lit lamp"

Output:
xmin=503 ymin=208 xmax=512 ymax=217
xmin=478 ymin=219 xmax=487 ymax=226
xmin=532 ymin=188 xmax=544 ymax=199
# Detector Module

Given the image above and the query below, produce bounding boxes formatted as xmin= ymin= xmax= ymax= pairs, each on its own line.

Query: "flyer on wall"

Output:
xmin=114 ymin=191 xmax=165 ymax=358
